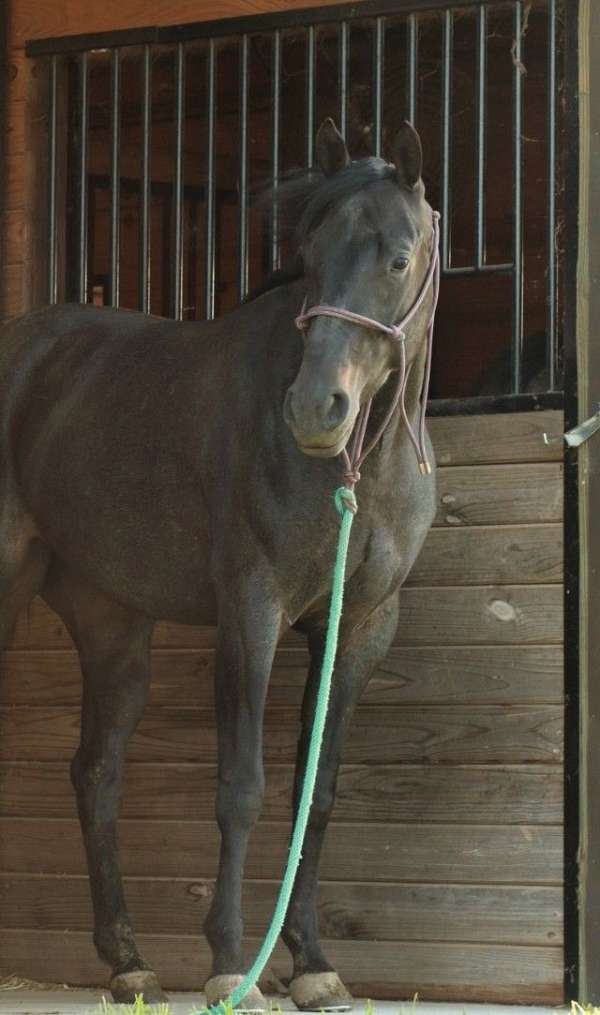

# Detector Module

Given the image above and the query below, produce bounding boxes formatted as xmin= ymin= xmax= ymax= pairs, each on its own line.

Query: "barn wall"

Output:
xmin=1 ymin=0 xmax=355 ymax=321
xmin=0 ymin=409 xmax=565 ymax=1003
xmin=0 ymin=0 xmax=565 ymax=1005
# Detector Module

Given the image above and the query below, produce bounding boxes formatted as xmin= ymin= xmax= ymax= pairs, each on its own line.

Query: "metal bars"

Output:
xmin=407 ymin=14 xmax=418 ymax=125
xmin=109 ymin=49 xmax=121 ymax=308
xmin=475 ymin=5 xmax=487 ymax=268
xmin=238 ymin=34 xmax=249 ymax=301
xmin=339 ymin=21 xmax=349 ymax=138
xmin=373 ymin=18 xmax=384 ymax=157
xmin=441 ymin=9 xmax=452 ymax=270
xmin=305 ymin=26 xmax=316 ymax=169
xmin=43 ymin=0 xmax=560 ymax=398
xmin=512 ymin=0 xmax=524 ymax=393
xmin=172 ymin=42 xmax=185 ymax=319
xmin=139 ymin=45 xmax=152 ymax=314
xmin=76 ymin=53 xmax=89 ymax=304
xmin=546 ymin=0 xmax=557 ymax=390
xmin=47 ymin=55 xmax=58 ymax=304
xmin=271 ymin=30 xmax=281 ymax=272
xmin=205 ymin=39 xmax=217 ymax=320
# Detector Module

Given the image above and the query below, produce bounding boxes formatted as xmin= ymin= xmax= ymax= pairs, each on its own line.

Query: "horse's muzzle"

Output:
xmin=283 ymin=386 xmax=353 ymax=456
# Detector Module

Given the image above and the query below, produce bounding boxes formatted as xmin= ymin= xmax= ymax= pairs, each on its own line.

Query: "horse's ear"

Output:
xmin=316 ymin=118 xmax=351 ymax=176
xmin=391 ymin=122 xmax=423 ymax=189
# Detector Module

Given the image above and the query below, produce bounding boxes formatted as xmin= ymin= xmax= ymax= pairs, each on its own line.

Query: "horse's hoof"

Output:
xmin=204 ymin=974 xmax=267 ymax=1012
xmin=290 ymin=972 xmax=353 ymax=1012
xmin=110 ymin=969 xmax=168 ymax=1004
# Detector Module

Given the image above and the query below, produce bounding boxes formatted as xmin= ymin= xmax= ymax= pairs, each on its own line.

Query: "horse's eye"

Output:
xmin=391 ymin=257 xmax=410 ymax=272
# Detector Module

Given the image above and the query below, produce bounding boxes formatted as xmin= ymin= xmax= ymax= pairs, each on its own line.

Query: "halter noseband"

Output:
xmin=294 ymin=210 xmax=441 ymax=495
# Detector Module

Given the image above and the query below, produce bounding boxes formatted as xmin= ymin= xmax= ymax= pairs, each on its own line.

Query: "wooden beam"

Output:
xmin=0 ymin=817 xmax=563 ymax=884
xmin=577 ymin=0 xmax=600 ymax=1002
xmin=0 ymin=760 xmax=563 ymax=823
xmin=0 ymin=702 xmax=564 ymax=765
xmin=0 ymin=875 xmax=564 ymax=946
xmin=0 ymin=928 xmax=564 ymax=1003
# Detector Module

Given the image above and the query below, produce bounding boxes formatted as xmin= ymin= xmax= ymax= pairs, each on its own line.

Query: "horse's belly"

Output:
xmin=25 ymin=474 xmax=218 ymax=623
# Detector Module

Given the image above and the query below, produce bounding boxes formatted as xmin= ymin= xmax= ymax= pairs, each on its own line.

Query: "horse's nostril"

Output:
xmin=326 ymin=391 xmax=350 ymax=429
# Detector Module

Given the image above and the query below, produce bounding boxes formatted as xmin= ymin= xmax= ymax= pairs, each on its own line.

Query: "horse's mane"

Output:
xmin=245 ymin=157 xmax=396 ymax=303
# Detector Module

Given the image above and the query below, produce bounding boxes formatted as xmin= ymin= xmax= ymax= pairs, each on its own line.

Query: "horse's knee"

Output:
xmin=71 ymin=751 xmax=120 ymax=821
xmin=216 ymin=773 xmax=265 ymax=831
xmin=310 ymin=781 xmax=335 ymax=828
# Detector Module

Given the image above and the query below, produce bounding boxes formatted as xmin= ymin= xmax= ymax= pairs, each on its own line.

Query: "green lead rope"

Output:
xmin=195 ymin=486 xmax=357 ymax=1015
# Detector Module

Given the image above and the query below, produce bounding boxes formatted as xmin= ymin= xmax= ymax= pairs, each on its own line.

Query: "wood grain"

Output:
xmin=428 ymin=412 xmax=563 ymax=465
xmin=0 ymin=644 xmax=565 ymax=707
xmin=0 ymin=818 xmax=563 ymax=883
xmin=0 ymin=929 xmax=565 ymax=1003
xmin=0 ymin=874 xmax=563 ymax=945
xmin=1 ymin=209 xmax=29 ymax=267
xmin=408 ymin=524 xmax=563 ymax=586
xmin=0 ymin=762 xmax=563 ymax=823
xmin=6 ymin=584 xmax=564 ymax=649
xmin=12 ymin=0 xmax=372 ymax=48
xmin=0 ymin=703 xmax=564 ymax=764
xmin=395 ymin=585 xmax=563 ymax=646
xmin=2 ymin=264 xmax=24 ymax=318
xmin=434 ymin=463 xmax=563 ymax=526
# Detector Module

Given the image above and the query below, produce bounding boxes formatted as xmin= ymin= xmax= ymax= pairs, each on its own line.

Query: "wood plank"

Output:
xmin=434 ymin=463 xmax=563 ymax=527
xmin=408 ymin=525 xmax=563 ymax=586
xmin=428 ymin=411 xmax=563 ymax=465
xmin=4 ymin=151 xmax=27 ymax=213
xmin=0 ymin=644 xmax=565 ymax=707
xmin=0 ymin=818 xmax=563 ymax=883
xmin=0 ymin=762 xmax=563 ymax=823
xmin=6 ymin=585 xmax=564 ymax=649
xmin=1 ymin=210 xmax=29 ymax=268
xmin=0 ymin=704 xmax=564 ymax=765
xmin=5 ymin=105 xmax=26 ymax=157
xmin=11 ymin=0 xmax=373 ymax=48
xmin=0 ymin=930 xmax=564 ymax=1003
xmin=0 ymin=875 xmax=563 ymax=946
xmin=2 ymin=264 xmax=24 ymax=318
xmin=396 ymin=585 xmax=563 ymax=646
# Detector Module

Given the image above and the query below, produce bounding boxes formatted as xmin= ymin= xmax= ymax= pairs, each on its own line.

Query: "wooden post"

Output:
xmin=0 ymin=0 xmax=7 ymax=318
xmin=576 ymin=0 xmax=600 ymax=1002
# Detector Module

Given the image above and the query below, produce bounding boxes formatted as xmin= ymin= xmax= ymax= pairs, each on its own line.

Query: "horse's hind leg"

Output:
xmin=42 ymin=570 xmax=162 ymax=1004
xmin=0 ymin=507 xmax=50 ymax=648
xmin=283 ymin=594 xmax=399 ymax=1012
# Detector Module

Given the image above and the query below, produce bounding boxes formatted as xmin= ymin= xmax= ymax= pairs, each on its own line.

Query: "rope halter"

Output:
xmin=294 ymin=210 xmax=441 ymax=495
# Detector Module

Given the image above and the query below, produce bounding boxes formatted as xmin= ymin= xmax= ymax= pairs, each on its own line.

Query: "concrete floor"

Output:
xmin=0 ymin=992 xmax=569 ymax=1015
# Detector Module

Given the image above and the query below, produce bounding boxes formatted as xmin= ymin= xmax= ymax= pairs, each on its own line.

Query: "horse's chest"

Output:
xmin=283 ymin=507 xmax=411 ymax=628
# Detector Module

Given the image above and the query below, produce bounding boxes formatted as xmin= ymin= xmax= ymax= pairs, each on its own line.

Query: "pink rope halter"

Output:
xmin=295 ymin=210 xmax=441 ymax=499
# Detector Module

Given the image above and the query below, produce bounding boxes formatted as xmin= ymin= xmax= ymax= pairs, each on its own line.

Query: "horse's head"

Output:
xmin=283 ymin=119 xmax=435 ymax=457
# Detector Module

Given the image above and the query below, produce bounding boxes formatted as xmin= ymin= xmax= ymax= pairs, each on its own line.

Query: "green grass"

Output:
xmin=98 ymin=993 xmax=199 ymax=1015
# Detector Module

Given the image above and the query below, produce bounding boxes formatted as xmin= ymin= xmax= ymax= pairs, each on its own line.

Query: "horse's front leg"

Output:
xmin=204 ymin=576 xmax=282 ymax=1011
xmin=283 ymin=593 xmax=400 ymax=1012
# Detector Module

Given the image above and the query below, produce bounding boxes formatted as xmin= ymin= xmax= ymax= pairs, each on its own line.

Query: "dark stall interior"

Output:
xmin=65 ymin=1 xmax=564 ymax=400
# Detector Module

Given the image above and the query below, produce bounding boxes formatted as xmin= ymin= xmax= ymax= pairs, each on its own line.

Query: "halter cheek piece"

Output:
xmin=294 ymin=210 xmax=441 ymax=493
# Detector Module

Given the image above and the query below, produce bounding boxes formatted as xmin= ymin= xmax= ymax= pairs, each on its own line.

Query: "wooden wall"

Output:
xmin=1 ymin=0 xmax=566 ymax=1005
xmin=1 ymin=0 xmax=356 ymax=321
xmin=0 ymin=410 xmax=564 ymax=1002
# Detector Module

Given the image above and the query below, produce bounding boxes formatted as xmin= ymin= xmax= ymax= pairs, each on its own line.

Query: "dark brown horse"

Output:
xmin=0 ymin=120 xmax=437 ymax=1009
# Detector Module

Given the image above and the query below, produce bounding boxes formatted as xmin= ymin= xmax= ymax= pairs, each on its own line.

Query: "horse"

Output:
xmin=0 ymin=119 xmax=437 ymax=1010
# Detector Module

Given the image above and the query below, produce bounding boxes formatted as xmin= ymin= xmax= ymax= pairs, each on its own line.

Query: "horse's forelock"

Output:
xmin=245 ymin=158 xmax=396 ymax=303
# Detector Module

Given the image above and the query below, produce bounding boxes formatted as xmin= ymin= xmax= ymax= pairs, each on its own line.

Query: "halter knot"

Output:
xmin=343 ymin=469 xmax=361 ymax=488
xmin=334 ymin=486 xmax=358 ymax=516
